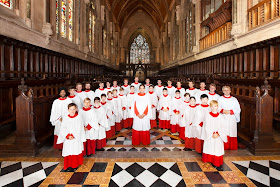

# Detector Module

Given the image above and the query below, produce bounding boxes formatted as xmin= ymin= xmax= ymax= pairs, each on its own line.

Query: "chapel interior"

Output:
xmin=0 ymin=0 xmax=280 ymax=186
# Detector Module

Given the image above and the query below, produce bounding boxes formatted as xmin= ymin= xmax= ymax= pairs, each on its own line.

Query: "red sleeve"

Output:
xmin=134 ymin=102 xmax=140 ymax=116
xmin=230 ymin=110 xmax=234 ymax=115
xmin=143 ymin=106 xmax=148 ymax=115
xmin=220 ymin=109 xmax=224 ymax=113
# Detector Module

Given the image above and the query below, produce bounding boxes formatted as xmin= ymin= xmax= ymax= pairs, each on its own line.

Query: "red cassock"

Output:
xmin=131 ymin=93 xmax=152 ymax=145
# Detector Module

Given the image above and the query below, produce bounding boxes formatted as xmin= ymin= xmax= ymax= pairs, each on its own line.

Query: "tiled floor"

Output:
xmin=2 ymin=156 xmax=280 ymax=186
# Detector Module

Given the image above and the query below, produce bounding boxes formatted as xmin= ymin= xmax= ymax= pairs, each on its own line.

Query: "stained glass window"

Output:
xmin=56 ymin=0 xmax=59 ymax=35
xmin=56 ymin=0 xmax=74 ymax=41
xmin=130 ymin=34 xmax=150 ymax=64
xmin=27 ymin=0 xmax=31 ymax=18
xmin=0 ymin=0 xmax=12 ymax=9
xmin=68 ymin=0 xmax=73 ymax=41
xmin=61 ymin=0 xmax=66 ymax=38
xmin=88 ymin=3 xmax=95 ymax=52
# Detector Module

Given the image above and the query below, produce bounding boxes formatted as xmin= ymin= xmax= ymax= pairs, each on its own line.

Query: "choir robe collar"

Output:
xmin=94 ymin=106 xmax=101 ymax=109
xmin=176 ymin=87 xmax=182 ymax=90
xmin=85 ymin=90 xmax=91 ymax=92
xmin=59 ymin=97 xmax=67 ymax=100
xmin=200 ymin=88 xmax=206 ymax=91
xmin=107 ymin=98 xmax=113 ymax=101
xmin=167 ymin=86 xmax=173 ymax=88
xmin=163 ymin=94 xmax=168 ymax=97
xmin=76 ymin=90 xmax=83 ymax=93
xmin=188 ymin=87 xmax=195 ymax=90
xmin=201 ymin=104 xmax=209 ymax=107
xmin=223 ymin=95 xmax=231 ymax=99
xmin=134 ymin=82 xmax=139 ymax=84
xmin=68 ymin=95 xmax=75 ymax=98
xmin=149 ymin=91 xmax=154 ymax=94
xmin=130 ymin=92 xmax=135 ymax=95
xmin=106 ymin=87 xmax=111 ymax=89
xmin=113 ymin=96 xmax=118 ymax=98
xmin=68 ymin=113 xmax=78 ymax=118
xmin=184 ymin=101 xmax=190 ymax=103
xmin=83 ymin=107 xmax=91 ymax=111
xmin=157 ymin=85 xmax=162 ymax=87
xmin=123 ymin=85 xmax=129 ymax=87
xmin=209 ymin=92 xmax=216 ymax=96
xmin=210 ymin=112 xmax=219 ymax=117
xmin=189 ymin=105 xmax=196 ymax=108
xmin=101 ymin=102 xmax=107 ymax=105
xmin=175 ymin=97 xmax=181 ymax=99
xmin=99 ymin=88 xmax=105 ymax=91
xmin=138 ymin=93 xmax=145 ymax=96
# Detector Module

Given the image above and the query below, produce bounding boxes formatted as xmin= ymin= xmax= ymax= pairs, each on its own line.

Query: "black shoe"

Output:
xmin=96 ymin=148 xmax=105 ymax=151
xmin=66 ymin=167 xmax=74 ymax=172
xmin=87 ymin=154 xmax=92 ymax=157
xmin=73 ymin=167 xmax=78 ymax=172
xmin=59 ymin=149 xmax=62 ymax=151
xmin=216 ymin=166 xmax=223 ymax=170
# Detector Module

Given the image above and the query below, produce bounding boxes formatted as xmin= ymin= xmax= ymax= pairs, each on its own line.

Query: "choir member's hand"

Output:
xmin=175 ymin=112 xmax=180 ymax=115
xmin=223 ymin=110 xmax=231 ymax=114
xmin=59 ymin=117 xmax=62 ymax=122
xmin=84 ymin=127 xmax=88 ymax=131
xmin=68 ymin=135 xmax=74 ymax=140
xmin=163 ymin=108 xmax=168 ymax=112
xmin=212 ymin=133 xmax=219 ymax=139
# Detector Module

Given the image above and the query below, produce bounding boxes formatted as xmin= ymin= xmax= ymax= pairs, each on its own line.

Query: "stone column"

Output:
xmin=193 ymin=0 xmax=200 ymax=55
xmin=231 ymin=0 xmax=247 ymax=47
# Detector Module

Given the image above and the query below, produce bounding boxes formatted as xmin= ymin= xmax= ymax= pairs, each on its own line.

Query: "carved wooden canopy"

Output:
xmin=201 ymin=0 xmax=232 ymax=32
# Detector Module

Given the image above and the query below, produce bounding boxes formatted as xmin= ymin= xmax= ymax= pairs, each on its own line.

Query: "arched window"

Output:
xmin=130 ymin=34 xmax=150 ymax=64
xmin=56 ymin=0 xmax=74 ymax=41
xmin=0 ymin=0 xmax=13 ymax=9
xmin=88 ymin=1 xmax=95 ymax=52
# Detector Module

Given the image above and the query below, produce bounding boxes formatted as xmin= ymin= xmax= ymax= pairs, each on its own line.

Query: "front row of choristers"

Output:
xmin=50 ymin=80 xmax=241 ymax=171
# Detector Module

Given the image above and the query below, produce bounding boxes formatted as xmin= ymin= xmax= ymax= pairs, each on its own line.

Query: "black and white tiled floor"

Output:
xmin=0 ymin=161 xmax=59 ymax=187
xmin=109 ymin=162 xmax=185 ymax=187
xmin=233 ymin=160 xmax=280 ymax=187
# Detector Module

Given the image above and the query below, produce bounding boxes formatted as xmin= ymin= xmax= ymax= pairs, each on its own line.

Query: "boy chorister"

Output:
xmin=175 ymin=81 xmax=185 ymax=98
xmin=170 ymin=90 xmax=183 ymax=133
xmin=144 ymin=78 xmax=151 ymax=93
xmin=79 ymin=98 xmax=99 ymax=156
xmin=112 ymin=80 xmax=120 ymax=93
xmin=57 ymin=103 xmax=86 ymax=172
xmin=195 ymin=82 xmax=209 ymax=104
xmin=182 ymin=96 xmax=197 ymax=150
xmin=126 ymin=86 xmax=135 ymax=128
xmin=101 ymin=94 xmax=112 ymax=139
xmin=193 ymin=94 xmax=210 ymax=154
xmin=84 ymin=82 xmax=95 ymax=105
xmin=218 ymin=86 xmax=241 ymax=150
xmin=50 ymin=88 xmax=72 ymax=149
xmin=122 ymin=78 xmax=130 ymax=95
xmin=166 ymin=80 xmax=176 ymax=98
xmin=112 ymin=89 xmax=122 ymax=131
xmin=95 ymin=82 xmax=107 ymax=98
xmin=154 ymin=79 xmax=164 ymax=97
xmin=131 ymin=76 xmax=141 ymax=93
xmin=202 ymin=100 xmax=227 ymax=168
xmin=68 ymin=86 xmax=82 ymax=110
xmin=107 ymin=91 xmax=117 ymax=136
xmin=131 ymin=85 xmax=152 ymax=145
xmin=118 ymin=88 xmax=128 ymax=128
xmin=106 ymin=82 xmax=112 ymax=92
xmin=179 ymin=93 xmax=190 ymax=140
xmin=186 ymin=81 xmax=197 ymax=97
xmin=157 ymin=88 xmax=172 ymax=129
xmin=75 ymin=83 xmax=87 ymax=105
xmin=148 ymin=85 xmax=158 ymax=129
xmin=207 ymin=83 xmax=220 ymax=104
xmin=93 ymin=97 xmax=109 ymax=150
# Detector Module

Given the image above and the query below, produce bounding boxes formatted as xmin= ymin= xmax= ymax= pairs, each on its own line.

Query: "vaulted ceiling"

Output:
xmin=106 ymin=0 xmax=176 ymax=31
